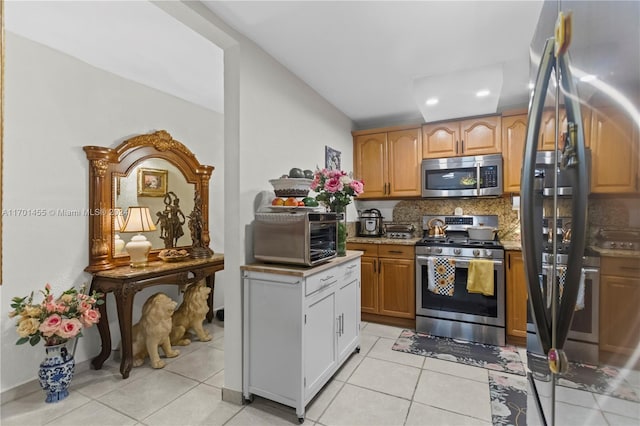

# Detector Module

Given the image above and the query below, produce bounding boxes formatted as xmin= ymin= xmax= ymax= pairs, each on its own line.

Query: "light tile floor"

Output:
xmin=2 ymin=320 xmax=639 ymax=425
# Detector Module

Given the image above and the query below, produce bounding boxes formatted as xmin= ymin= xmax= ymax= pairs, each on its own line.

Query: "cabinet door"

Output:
xmin=502 ymin=114 xmax=528 ymax=193
xmin=304 ymin=290 xmax=337 ymax=397
xmin=422 ymin=121 xmax=459 ymax=158
xmin=354 ymin=133 xmax=387 ymax=198
xmin=459 ymin=115 xmax=502 ymax=155
xmin=538 ymin=109 xmax=567 ymax=151
xmin=337 ymin=278 xmax=360 ymax=363
xmin=506 ymin=251 xmax=527 ymax=338
xmin=590 ymin=106 xmax=638 ymax=193
xmin=600 ymin=274 xmax=640 ymax=355
xmin=379 ymin=257 xmax=415 ymax=319
xmin=359 ymin=256 xmax=379 ymax=314
xmin=388 ymin=129 xmax=422 ymax=197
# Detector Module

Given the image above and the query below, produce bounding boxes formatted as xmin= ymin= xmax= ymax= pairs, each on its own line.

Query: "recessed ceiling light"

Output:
xmin=425 ymin=97 xmax=439 ymax=106
xmin=528 ymin=82 xmax=535 ymax=89
xmin=580 ymin=74 xmax=597 ymax=82
xmin=476 ymin=90 xmax=490 ymax=97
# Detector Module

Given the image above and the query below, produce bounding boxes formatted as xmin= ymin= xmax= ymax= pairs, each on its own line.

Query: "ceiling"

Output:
xmin=6 ymin=1 xmax=545 ymax=129
xmin=202 ymin=1 xmax=544 ymax=128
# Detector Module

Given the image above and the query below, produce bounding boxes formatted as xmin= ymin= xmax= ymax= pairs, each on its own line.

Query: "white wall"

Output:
xmin=0 ymin=33 xmax=225 ymax=393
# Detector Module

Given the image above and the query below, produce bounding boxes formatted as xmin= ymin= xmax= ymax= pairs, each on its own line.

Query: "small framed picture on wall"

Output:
xmin=137 ymin=167 xmax=168 ymax=197
xmin=325 ymin=146 xmax=341 ymax=170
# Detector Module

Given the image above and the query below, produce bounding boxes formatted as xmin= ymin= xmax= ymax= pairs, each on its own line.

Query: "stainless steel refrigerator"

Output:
xmin=521 ymin=1 xmax=640 ymax=425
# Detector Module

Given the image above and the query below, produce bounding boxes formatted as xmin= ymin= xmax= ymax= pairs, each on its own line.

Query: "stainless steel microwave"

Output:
xmin=421 ymin=153 xmax=503 ymax=198
xmin=253 ymin=211 xmax=338 ymax=266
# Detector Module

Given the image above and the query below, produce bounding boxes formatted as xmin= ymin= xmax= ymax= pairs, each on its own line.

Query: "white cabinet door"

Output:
xmin=337 ymin=277 xmax=360 ymax=362
xmin=304 ymin=289 xmax=337 ymax=398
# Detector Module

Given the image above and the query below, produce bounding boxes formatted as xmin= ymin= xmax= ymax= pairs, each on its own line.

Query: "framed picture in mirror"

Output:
xmin=138 ymin=168 xmax=168 ymax=197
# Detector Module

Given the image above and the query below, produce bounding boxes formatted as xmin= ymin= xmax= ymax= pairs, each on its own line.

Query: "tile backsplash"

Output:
xmin=354 ymin=195 xmax=639 ymax=243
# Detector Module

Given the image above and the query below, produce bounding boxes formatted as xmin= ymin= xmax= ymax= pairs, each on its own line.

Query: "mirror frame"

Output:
xmin=84 ymin=130 xmax=214 ymax=272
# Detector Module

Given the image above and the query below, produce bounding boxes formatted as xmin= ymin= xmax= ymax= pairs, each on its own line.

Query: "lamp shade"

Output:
xmin=113 ymin=207 xmax=126 ymax=232
xmin=121 ymin=206 xmax=157 ymax=233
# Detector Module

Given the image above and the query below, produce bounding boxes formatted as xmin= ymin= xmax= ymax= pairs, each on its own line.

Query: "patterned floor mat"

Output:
xmin=489 ymin=372 xmax=528 ymax=426
xmin=392 ymin=329 xmax=526 ymax=376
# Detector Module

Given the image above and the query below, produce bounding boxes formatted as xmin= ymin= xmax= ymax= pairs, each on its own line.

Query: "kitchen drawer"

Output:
xmin=378 ymin=244 xmax=414 ymax=259
xmin=602 ymin=257 xmax=640 ymax=277
xmin=342 ymin=259 xmax=361 ymax=283
xmin=347 ymin=243 xmax=379 ymax=257
xmin=306 ymin=269 xmax=339 ymax=296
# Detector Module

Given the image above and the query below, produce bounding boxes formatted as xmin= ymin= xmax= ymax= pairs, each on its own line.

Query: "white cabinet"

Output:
xmin=242 ymin=254 xmax=362 ymax=423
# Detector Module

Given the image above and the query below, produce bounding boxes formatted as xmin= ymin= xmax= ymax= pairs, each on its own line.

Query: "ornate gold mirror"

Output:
xmin=84 ymin=130 xmax=214 ymax=272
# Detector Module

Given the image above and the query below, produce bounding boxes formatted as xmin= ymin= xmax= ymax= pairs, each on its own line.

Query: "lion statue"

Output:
xmin=131 ymin=293 xmax=180 ymax=369
xmin=170 ymin=283 xmax=212 ymax=346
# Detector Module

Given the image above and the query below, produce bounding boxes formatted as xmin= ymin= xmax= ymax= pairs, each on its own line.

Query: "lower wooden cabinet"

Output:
xmin=348 ymin=243 xmax=415 ymax=326
xmin=506 ymin=251 xmax=528 ymax=340
xmin=599 ymin=256 xmax=640 ymax=357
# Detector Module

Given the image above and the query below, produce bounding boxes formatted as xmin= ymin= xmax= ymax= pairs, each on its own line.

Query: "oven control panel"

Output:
xmin=416 ymin=245 xmax=504 ymax=259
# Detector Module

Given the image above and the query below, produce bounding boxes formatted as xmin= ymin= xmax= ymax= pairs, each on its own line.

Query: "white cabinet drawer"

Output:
xmin=306 ymin=270 xmax=339 ymax=296
xmin=342 ymin=259 xmax=360 ymax=283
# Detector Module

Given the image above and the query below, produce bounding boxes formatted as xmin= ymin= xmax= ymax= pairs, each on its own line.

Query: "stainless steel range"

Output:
xmin=415 ymin=215 xmax=505 ymax=346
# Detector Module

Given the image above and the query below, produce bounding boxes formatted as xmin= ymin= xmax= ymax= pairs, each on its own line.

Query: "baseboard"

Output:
xmin=1 ymin=358 xmax=92 ymax=405
xmin=362 ymin=312 xmax=416 ymax=329
xmin=222 ymin=386 xmax=244 ymax=405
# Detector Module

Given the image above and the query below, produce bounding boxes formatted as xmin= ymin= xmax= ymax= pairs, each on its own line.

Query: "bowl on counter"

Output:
xmin=467 ymin=225 xmax=498 ymax=241
xmin=269 ymin=178 xmax=313 ymax=197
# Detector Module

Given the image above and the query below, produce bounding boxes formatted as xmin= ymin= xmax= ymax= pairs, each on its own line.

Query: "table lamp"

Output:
xmin=121 ymin=206 xmax=157 ymax=267
xmin=113 ymin=208 xmax=126 ymax=255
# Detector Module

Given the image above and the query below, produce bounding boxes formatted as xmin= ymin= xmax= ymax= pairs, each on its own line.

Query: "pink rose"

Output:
xmin=78 ymin=301 xmax=92 ymax=313
xmin=350 ymin=180 xmax=364 ymax=195
xmin=80 ymin=309 xmax=101 ymax=327
xmin=324 ymin=177 xmax=343 ymax=193
xmin=57 ymin=318 xmax=83 ymax=339
xmin=39 ymin=314 xmax=62 ymax=337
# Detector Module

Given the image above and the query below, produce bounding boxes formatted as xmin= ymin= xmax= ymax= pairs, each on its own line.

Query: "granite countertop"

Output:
xmin=347 ymin=236 xmax=422 ymax=246
xmin=500 ymin=240 xmax=640 ymax=259
xmin=501 ymin=240 xmax=522 ymax=251
xmin=241 ymin=250 xmax=363 ymax=277
xmin=590 ymin=246 xmax=640 ymax=259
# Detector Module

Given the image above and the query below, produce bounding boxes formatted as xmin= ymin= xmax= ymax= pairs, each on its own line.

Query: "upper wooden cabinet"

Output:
xmin=539 ymin=109 xmax=567 ymax=151
xmin=589 ymin=105 xmax=639 ymax=193
xmin=502 ymin=114 xmax=528 ymax=193
xmin=422 ymin=115 xmax=502 ymax=158
xmin=353 ymin=127 xmax=422 ymax=199
xmin=501 ymin=107 xmax=593 ymax=194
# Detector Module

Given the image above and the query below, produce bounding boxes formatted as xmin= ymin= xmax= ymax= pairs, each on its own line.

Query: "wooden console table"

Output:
xmin=88 ymin=254 xmax=224 ymax=379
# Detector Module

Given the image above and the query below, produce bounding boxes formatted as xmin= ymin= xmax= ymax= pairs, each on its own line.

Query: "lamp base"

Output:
xmin=125 ymin=234 xmax=152 ymax=268
xmin=114 ymin=234 xmax=126 ymax=255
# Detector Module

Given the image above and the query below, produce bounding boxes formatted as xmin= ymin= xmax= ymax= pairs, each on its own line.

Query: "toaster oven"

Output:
xmin=253 ymin=211 xmax=339 ymax=266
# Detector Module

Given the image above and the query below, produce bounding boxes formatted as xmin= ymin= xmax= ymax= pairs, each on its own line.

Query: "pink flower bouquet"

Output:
xmin=8 ymin=283 xmax=104 ymax=346
xmin=311 ymin=168 xmax=364 ymax=211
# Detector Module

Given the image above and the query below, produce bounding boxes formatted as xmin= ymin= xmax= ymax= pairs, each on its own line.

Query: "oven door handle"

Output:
xmin=455 ymin=259 xmax=503 ymax=268
xmin=416 ymin=256 xmax=503 ymax=269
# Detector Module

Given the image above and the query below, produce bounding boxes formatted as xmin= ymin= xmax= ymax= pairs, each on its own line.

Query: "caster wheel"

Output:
xmin=298 ymin=416 xmax=305 ymax=424
xmin=244 ymin=395 xmax=254 ymax=404
xmin=355 ymin=346 xmax=361 ymax=353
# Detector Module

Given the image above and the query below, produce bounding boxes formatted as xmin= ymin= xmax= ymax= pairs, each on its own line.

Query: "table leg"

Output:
xmin=91 ymin=281 xmax=112 ymax=370
xmin=206 ymin=273 xmax=216 ymax=323
xmin=114 ymin=284 xmax=137 ymax=379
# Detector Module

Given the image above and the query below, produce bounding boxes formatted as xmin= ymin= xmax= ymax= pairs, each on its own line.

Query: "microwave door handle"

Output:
xmin=476 ymin=162 xmax=481 ymax=196
xmin=522 ymin=37 xmax=556 ymax=355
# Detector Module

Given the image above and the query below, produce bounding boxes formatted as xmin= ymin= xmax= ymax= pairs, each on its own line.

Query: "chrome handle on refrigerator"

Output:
xmin=555 ymin=51 xmax=590 ymax=349
xmin=521 ymin=38 xmax=555 ymax=354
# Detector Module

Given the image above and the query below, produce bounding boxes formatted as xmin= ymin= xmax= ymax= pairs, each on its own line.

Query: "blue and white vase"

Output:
xmin=38 ymin=342 xmax=75 ymax=403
